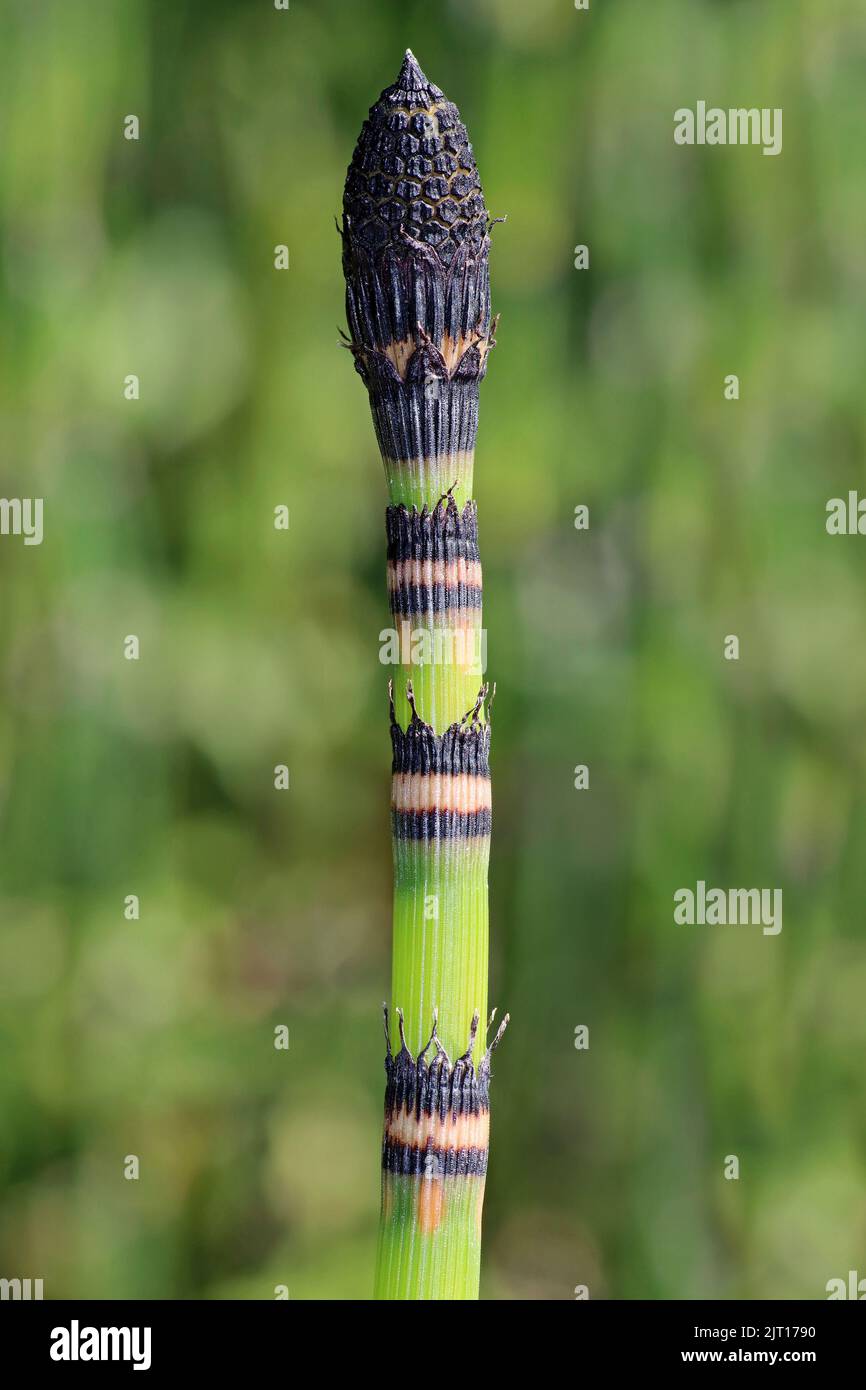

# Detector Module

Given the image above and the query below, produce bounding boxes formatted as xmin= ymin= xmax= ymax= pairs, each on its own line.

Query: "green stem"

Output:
xmin=373 ymin=462 xmax=493 ymax=1300
xmin=341 ymin=49 xmax=505 ymax=1302
xmin=375 ymin=1171 xmax=485 ymax=1300
xmin=390 ymin=835 xmax=489 ymax=1068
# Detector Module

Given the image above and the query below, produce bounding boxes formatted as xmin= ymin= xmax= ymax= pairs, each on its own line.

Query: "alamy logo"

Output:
xmin=826 ymin=1270 xmax=866 ymax=1299
xmin=379 ymin=622 xmax=486 ymax=674
xmin=826 ymin=493 xmax=866 ymax=535
xmin=674 ymin=881 xmax=783 ymax=936
xmin=674 ymin=102 xmax=782 ymax=156
xmin=50 ymin=1320 xmax=152 ymax=1371
xmin=0 ymin=1276 xmax=43 ymax=1299
xmin=0 ymin=497 xmax=43 ymax=545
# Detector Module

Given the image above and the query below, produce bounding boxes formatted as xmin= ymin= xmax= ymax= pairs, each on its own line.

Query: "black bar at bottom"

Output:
xmin=0 ymin=1298 xmax=860 ymax=1374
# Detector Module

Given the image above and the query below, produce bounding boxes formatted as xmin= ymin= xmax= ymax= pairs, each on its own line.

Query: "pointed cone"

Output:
xmin=342 ymin=51 xmax=487 ymax=267
xmin=392 ymin=48 xmax=441 ymax=101
xmin=341 ymin=51 xmax=496 ymax=481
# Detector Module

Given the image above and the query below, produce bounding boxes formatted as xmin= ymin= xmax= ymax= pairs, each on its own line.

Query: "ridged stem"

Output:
xmin=375 ymin=1172 xmax=484 ymax=1300
xmin=373 ymin=459 xmax=493 ymax=1299
xmin=342 ymin=50 xmax=502 ymax=1302
xmin=391 ymin=835 xmax=489 ymax=1067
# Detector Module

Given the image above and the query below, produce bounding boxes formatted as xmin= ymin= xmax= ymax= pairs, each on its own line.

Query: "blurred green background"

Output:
xmin=2 ymin=0 xmax=865 ymax=1300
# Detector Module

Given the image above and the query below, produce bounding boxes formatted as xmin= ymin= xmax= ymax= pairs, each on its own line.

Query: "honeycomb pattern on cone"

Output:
xmin=343 ymin=50 xmax=488 ymax=266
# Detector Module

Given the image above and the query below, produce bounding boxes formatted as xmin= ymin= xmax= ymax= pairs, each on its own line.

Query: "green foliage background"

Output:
xmin=1 ymin=0 xmax=865 ymax=1299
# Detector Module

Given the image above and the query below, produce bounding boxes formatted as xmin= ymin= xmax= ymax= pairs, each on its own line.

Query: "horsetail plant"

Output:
xmin=342 ymin=50 xmax=507 ymax=1301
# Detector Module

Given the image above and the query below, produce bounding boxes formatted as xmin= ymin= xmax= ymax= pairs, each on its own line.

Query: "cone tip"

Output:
xmin=394 ymin=48 xmax=439 ymax=97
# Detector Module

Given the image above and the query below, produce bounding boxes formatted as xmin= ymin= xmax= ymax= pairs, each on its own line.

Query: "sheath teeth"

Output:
xmin=380 ymin=1005 xmax=510 ymax=1193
